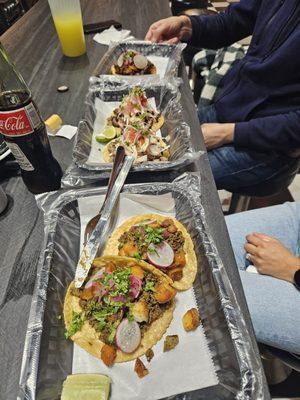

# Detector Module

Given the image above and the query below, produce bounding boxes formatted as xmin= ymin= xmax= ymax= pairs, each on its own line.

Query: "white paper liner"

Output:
xmin=87 ymin=97 xmax=162 ymax=165
xmin=74 ymin=192 xmax=218 ymax=400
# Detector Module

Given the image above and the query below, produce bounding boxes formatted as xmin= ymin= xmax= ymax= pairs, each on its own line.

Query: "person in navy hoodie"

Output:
xmin=146 ymin=1 xmax=300 ymax=191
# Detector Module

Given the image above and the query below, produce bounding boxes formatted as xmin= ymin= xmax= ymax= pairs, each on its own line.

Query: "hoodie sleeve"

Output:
xmin=188 ymin=0 xmax=261 ymax=49
xmin=234 ymin=110 xmax=300 ymax=152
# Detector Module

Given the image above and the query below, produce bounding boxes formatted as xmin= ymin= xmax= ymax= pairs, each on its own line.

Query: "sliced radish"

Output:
xmin=147 ymin=241 xmax=174 ymax=268
xmin=85 ymin=268 xmax=105 ymax=289
xmin=117 ymin=54 xmax=124 ymax=67
xmin=133 ymin=54 xmax=148 ymax=70
xmin=129 ymin=275 xmax=142 ymax=299
xmin=116 ymin=319 xmax=141 ymax=353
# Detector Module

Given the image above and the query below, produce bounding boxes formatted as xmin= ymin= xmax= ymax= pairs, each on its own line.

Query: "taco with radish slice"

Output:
xmin=104 ymin=215 xmax=197 ymax=290
xmin=64 ymin=256 xmax=176 ymax=366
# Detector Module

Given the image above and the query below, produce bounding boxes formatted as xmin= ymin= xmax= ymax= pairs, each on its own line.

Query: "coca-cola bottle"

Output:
xmin=0 ymin=44 xmax=62 ymax=194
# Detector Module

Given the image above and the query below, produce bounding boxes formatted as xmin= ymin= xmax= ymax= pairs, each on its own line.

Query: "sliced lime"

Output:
xmin=96 ymin=125 xmax=121 ymax=143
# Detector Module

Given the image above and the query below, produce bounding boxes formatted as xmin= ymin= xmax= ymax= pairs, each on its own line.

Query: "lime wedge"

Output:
xmin=96 ymin=125 xmax=122 ymax=144
xmin=61 ymin=374 xmax=111 ymax=400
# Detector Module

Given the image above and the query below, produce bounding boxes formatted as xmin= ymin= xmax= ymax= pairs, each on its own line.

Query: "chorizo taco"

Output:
xmin=64 ymin=256 xmax=176 ymax=365
xmin=104 ymin=215 xmax=197 ymax=290
xmin=111 ymin=50 xmax=157 ymax=76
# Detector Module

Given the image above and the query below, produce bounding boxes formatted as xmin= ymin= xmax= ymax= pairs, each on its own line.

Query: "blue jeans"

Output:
xmin=198 ymin=105 xmax=297 ymax=191
xmin=226 ymin=202 xmax=300 ymax=354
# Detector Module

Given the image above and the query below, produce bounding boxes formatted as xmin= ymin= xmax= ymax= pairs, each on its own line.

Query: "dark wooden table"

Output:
xmin=0 ymin=1 xmax=270 ymax=399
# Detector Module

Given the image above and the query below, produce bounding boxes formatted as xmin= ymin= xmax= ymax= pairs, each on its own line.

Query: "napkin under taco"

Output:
xmin=64 ymin=256 xmax=176 ymax=365
xmin=104 ymin=215 xmax=197 ymax=290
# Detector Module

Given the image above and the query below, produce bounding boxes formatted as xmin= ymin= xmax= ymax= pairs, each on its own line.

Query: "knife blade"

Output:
xmin=75 ymin=155 xmax=134 ymax=288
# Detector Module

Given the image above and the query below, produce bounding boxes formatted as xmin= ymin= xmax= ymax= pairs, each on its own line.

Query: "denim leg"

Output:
xmin=240 ymin=271 xmax=300 ymax=353
xmin=225 ymin=202 xmax=300 ymax=353
xmin=208 ymin=145 xmax=298 ymax=191
xmin=198 ymin=104 xmax=218 ymax=123
xmin=225 ymin=202 xmax=300 ymax=270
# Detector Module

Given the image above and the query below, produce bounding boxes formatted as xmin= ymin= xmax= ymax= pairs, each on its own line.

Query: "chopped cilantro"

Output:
xmin=144 ymin=281 xmax=155 ymax=292
xmin=65 ymin=312 xmax=85 ymax=339
xmin=134 ymin=252 xmax=142 ymax=261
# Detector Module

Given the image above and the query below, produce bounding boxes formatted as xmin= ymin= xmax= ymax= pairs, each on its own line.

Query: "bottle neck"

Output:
xmin=0 ymin=43 xmax=31 ymax=101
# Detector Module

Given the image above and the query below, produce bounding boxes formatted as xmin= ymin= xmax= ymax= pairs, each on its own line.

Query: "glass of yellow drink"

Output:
xmin=48 ymin=0 xmax=86 ymax=57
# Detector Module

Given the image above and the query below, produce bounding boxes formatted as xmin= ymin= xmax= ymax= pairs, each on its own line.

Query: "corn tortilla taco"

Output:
xmin=104 ymin=215 xmax=197 ymax=290
xmin=111 ymin=50 xmax=157 ymax=76
xmin=64 ymin=256 xmax=176 ymax=365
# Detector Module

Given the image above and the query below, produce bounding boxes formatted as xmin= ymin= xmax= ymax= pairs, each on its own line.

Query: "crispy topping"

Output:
xmin=145 ymin=348 xmax=154 ymax=363
xmin=163 ymin=335 xmax=179 ymax=352
xmin=182 ymin=308 xmax=200 ymax=332
xmin=134 ymin=358 xmax=149 ymax=378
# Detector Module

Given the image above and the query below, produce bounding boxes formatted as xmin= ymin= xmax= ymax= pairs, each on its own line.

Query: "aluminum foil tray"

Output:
xmin=18 ymin=174 xmax=265 ymax=400
xmin=71 ymin=77 xmax=199 ymax=176
xmin=93 ymin=41 xmax=185 ymax=79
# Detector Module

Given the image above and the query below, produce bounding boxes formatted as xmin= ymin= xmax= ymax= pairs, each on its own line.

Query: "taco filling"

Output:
xmin=104 ymin=215 xmax=197 ymax=291
xmin=118 ymin=218 xmax=186 ymax=282
xmin=99 ymin=87 xmax=169 ymax=163
xmin=64 ymin=256 xmax=176 ymax=365
xmin=111 ymin=50 xmax=156 ymax=75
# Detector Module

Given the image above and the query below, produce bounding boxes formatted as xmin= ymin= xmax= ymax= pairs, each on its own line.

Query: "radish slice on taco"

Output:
xmin=104 ymin=215 xmax=197 ymax=290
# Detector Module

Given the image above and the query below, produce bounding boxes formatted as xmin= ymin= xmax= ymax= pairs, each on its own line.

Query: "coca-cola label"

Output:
xmin=0 ymin=102 xmax=41 ymax=137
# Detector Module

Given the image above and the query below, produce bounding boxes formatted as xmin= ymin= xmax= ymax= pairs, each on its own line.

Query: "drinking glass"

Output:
xmin=48 ymin=0 xmax=86 ymax=57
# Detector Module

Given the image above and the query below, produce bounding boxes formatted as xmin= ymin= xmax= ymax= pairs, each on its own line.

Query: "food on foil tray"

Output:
xmin=163 ymin=334 xmax=179 ymax=352
xmin=182 ymin=308 xmax=200 ymax=332
xmin=96 ymin=87 xmax=170 ymax=163
xmin=104 ymin=214 xmax=197 ymax=290
xmin=134 ymin=357 xmax=149 ymax=378
xmin=61 ymin=374 xmax=111 ymax=400
xmin=111 ymin=49 xmax=157 ymax=76
xmin=64 ymin=256 xmax=176 ymax=366
xmin=145 ymin=348 xmax=154 ymax=363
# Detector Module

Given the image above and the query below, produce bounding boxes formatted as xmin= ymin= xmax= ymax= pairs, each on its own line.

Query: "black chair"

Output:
xmin=260 ymin=344 xmax=300 ymax=396
xmin=171 ymin=0 xmax=209 ymax=15
xmin=227 ymin=158 xmax=300 ymax=214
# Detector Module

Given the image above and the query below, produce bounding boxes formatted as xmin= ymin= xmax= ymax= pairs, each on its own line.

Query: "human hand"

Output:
xmin=201 ymin=123 xmax=235 ymax=150
xmin=245 ymin=232 xmax=300 ymax=282
xmin=145 ymin=16 xmax=192 ymax=44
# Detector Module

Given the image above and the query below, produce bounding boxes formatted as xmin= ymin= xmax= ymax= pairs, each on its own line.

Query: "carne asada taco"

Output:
xmin=111 ymin=50 xmax=157 ymax=76
xmin=104 ymin=215 xmax=197 ymax=290
xmin=64 ymin=256 xmax=176 ymax=365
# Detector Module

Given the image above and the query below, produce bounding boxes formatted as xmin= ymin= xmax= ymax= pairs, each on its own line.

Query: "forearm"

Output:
xmin=188 ymin=0 xmax=260 ymax=49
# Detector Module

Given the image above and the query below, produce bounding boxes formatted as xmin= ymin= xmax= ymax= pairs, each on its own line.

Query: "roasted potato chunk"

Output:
xmin=154 ymin=283 xmax=176 ymax=304
xmin=80 ymin=287 xmax=94 ymax=301
xmin=130 ymin=265 xmax=145 ymax=279
xmin=132 ymin=299 xmax=149 ymax=323
xmin=167 ymin=267 xmax=183 ymax=282
xmin=134 ymin=358 xmax=149 ymax=378
xmin=163 ymin=335 xmax=179 ymax=352
xmin=145 ymin=348 xmax=154 ymax=363
xmin=173 ymin=250 xmax=186 ymax=268
xmin=119 ymin=242 xmax=138 ymax=257
xmin=101 ymin=344 xmax=116 ymax=367
xmin=182 ymin=308 xmax=200 ymax=332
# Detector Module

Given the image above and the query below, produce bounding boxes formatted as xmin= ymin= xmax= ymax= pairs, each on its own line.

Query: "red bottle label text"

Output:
xmin=0 ymin=103 xmax=41 ymax=137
